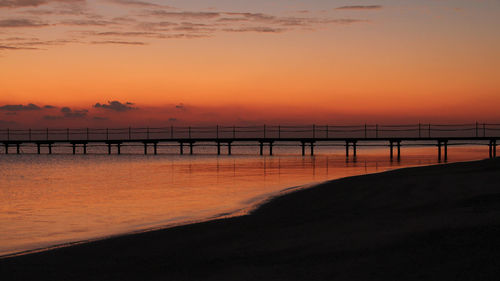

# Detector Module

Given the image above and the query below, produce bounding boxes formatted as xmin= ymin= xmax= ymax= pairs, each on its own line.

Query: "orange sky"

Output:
xmin=1 ymin=0 xmax=499 ymax=127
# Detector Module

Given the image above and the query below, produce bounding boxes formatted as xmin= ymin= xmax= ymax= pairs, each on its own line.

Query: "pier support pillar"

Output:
xmin=83 ymin=144 xmax=87 ymax=155
xmin=72 ymin=144 xmax=76 ymax=155
xmin=154 ymin=143 xmax=158 ymax=155
xmin=493 ymin=140 xmax=497 ymax=158
xmin=180 ymin=143 xmax=184 ymax=155
xmin=494 ymin=140 xmax=497 ymax=158
xmin=301 ymin=142 xmax=305 ymax=156
xmin=310 ymin=142 xmax=314 ymax=156
xmin=269 ymin=142 xmax=273 ymax=156
xmin=4 ymin=143 xmax=8 ymax=154
xmin=389 ymin=141 xmax=394 ymax=160
xmin=48 ymin=143 xmax=52 ymax=154
xmin=489 ymin=141 xmax=493 ymax=158
xmin=189 ymin=142 xmax=193 ymax=155
xmin=228 ymin=142 xmax=232 ymax=155
xmin=16 ymin=143 xmax=20 ymax=154
xmin=260 ymin=142 xmax=264 ymax=156
xmin=37 ymin=143 xmax=41 ymax=154
xmin=346 ymin=141 xmax=349 ymax=158
xmin=117 ymin=144 xmax=121 ymax=155
xmin=144 ymin=143 xmax=148 ymax=155
xmin=217 ymin=142 xmax=221 ymax=155
xmin=397 ymin=141 xmax=401 ymax=161
xmin=438 ymin=141 xmax=442 ymax=162
xmin=444 ymin=140 xmax=448 ymax=161
xmin=108 ymin=143 xmax=112 ymax=155
xmin=353 ymin=141 xmax=357 ymax=158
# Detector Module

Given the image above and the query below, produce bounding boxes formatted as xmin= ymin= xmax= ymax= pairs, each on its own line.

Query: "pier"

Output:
xmin=1 ymin=123 xmax=499 ymax=161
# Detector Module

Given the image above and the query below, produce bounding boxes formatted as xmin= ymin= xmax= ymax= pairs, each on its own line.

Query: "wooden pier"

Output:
xmin=1 ymin=123 xmax=498 ymax=161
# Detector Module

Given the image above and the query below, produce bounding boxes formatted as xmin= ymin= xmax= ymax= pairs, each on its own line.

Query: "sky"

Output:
xmin=0 ymin=0 xmax=499 ymax=127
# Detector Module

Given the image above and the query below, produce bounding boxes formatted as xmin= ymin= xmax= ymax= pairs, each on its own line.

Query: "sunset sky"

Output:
xmin=1 ymin=0 xmax=499 ymax=127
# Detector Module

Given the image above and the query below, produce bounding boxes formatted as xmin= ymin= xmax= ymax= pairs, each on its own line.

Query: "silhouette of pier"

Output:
xmin=1 ymin=123 xmax=499 ymax=161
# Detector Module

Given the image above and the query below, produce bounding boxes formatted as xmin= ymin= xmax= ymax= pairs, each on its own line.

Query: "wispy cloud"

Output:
xmin=173 ymin=22 xmax=216 ymax=33
xmin=335 ymin=5 xmax=382 ymax=10
xmin=94 ymin=101 xmax=137 ymax=112
xmin=91 ymin=40 xmax=146 ymax=45
xmin=0 ymin=19 xmax=48 ymax=28
xmin=0 ymin=119 xmax=17 ymax=126
xmin=0 ymin=3 xmax=369 ymax=53
xmin=61 ymin=107 xmax=88 ymax=118
xmin=0 ymin=0 xmax=82 ymax=8
xmin=223 ymin=26 xmax=286 ymax=33
xmin=89 ymin=31 xmax=159 ymax=37
xmin=0 ymin=44 xmax=39 ymax=50
xmin=59 ymin=19 xmax=115 ymax=26
xmin=106 ymin=0 xmax=170 ymax=8
xmin=148 ymin=11 xmax=221 ymax=19
xmin=1 ymin=38 xmax=77 ymax=49
xmin=0 ymin=103 xmax=41 ymax=111
xmin=224 ymin=12 xmax=275 ymax=22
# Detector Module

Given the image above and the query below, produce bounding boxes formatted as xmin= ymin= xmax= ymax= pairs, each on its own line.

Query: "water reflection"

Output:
xmin=0 ymin=145 xmax=488 ymax=256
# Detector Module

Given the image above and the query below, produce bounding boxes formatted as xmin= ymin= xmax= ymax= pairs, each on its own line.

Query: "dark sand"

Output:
xmin=2 ymin=159 xmax=500 ymax=280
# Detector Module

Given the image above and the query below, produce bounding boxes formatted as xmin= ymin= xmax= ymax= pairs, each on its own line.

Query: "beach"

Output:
xmin=1 ymin=158 xmax=500 ymax=280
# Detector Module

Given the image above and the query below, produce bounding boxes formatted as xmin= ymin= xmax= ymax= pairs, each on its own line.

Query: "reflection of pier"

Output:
xmin=1 ymin=123 xmax=498 ymax=161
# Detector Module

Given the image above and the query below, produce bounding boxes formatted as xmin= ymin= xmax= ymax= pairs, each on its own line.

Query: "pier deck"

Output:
xmin=1 ymin=124 xmax=498 ymax=161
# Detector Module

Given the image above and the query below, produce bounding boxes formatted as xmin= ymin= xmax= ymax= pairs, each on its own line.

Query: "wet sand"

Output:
xmin=2 ymin=158 xmax=500 ymax=280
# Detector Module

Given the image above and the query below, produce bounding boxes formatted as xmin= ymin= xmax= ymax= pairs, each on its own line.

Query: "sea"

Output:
xmin=0 ymin=141 xmax=490 ymax=257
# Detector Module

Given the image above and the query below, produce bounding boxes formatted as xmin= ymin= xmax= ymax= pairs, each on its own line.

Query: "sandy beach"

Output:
xmin=1 ymin=158 xmax=500 ymax=280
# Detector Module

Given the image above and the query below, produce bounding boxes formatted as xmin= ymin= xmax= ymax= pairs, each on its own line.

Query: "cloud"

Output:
xmin=148 ymin=11 xmax=220 ymax=19
xmin=335 ymin=5 xmax=382 ymax=10
xmin=43 ymin=115 xmax=62 ymax=120
xmin=91 ymin=40 xmax=146 ymax=45
xmin=156 ymin=33 xmax=210 ymax=39
xmin=58 ymin=107 xmax=87 ymax=118
xmin=175 ymin=103 xmax=186 ymax=111
xmin=219 ymin=12 xmax=365 ymax=28
xmin=92 ymin=116 xmax=109 ymax=121
xmin=42 ymin=107 xmax=87 ymax=119
xmin=223 ymin=26 xmax=286 ymax=33
xmin=59 ymin=19 xmax=115 ymax=26
xmin=0 ymin=4 xmax=369 ymax=54
xmin=0 ymin=0 xmax=83 ymax=8
xmin=225 ymin=12 xmax=275 ymax=22
xmin=106 ymin=0 xmax=169 ymax=8
xmin=0 ymin=103 xmax=41 ymax=111
xmin=22 ymin=4 xmax=90 ymax=16
xmin=173 ymin=22 xmax=215 ymax=33
xmin=217 ymin=17 xmax=249 ymax=23
xmin=0 ymin=44 xmax=39 ymax=50
xmin=94 ymin=101 xmax=136 ymax=112
xmin=0 ymin=38 xmax=77 ymax=51
xmin=84 ymin=30 xmax=208 ymax=40
xmin=0 ymin=19 xmax=48 ymax=28
xmin=8 ymin=39 xmax=76 ymax=47
xmin=0 ymin=119 xmax=17 ymax=126
xmin=90 ymin=31 xmax=159 ymax=37
xmin=0 ymin=0 xmax=50 ymax=8
xmin=321 ymin=19 xmax=368 ymax=25
xmin=137 ymin=21 xmax=177 ymax=31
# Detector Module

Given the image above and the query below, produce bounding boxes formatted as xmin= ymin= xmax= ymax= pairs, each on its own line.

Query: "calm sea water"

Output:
xmin=0 ymin=142 xmax=490 ymax=256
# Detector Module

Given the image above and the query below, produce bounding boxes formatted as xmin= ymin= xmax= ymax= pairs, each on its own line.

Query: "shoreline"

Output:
xmin=0 ymin=158 xmax=455 ymax=259
xmin=0 ymin=180 xmax=315 ymax=260
xmin=2 ymin=158 xmax=500 ymax=280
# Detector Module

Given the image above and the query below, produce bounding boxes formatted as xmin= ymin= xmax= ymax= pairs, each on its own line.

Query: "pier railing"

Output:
xmin=1 ymin=123 xmax=500 ymax=141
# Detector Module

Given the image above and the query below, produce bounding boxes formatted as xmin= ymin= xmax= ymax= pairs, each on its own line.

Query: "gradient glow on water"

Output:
xmin=0 ymin=143 xmax=490 ymax=256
